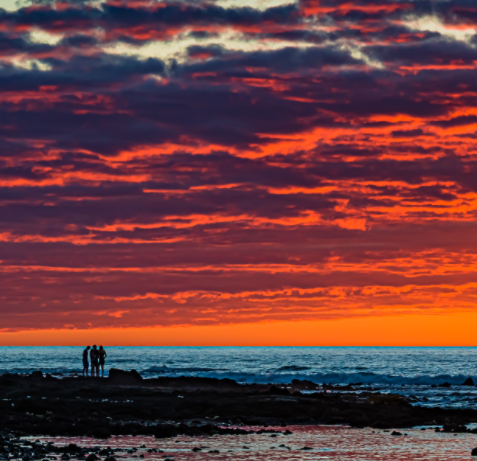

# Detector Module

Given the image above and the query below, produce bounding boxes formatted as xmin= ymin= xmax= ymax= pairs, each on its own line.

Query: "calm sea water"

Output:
xmin=2 ymin=347 xmax=477 ymax=408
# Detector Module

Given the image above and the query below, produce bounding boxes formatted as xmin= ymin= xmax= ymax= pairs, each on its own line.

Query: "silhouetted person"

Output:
xmin=99 ymin=345 xmax=107 ymax=377
xmin=83 ymin=346 xmax=91 ymax=377
xmin=90 ymin=345 xmax=99 ymax=377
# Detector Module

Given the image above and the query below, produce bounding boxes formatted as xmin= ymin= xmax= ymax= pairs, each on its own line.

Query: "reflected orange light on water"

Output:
xmin=32 ymin=425 xmax=477 ymax=460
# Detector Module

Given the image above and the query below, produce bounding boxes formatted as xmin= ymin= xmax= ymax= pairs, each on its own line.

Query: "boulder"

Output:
xmin=438 ymin=382 xmax=451 ymax=388
xmin=153 ymin=424 xmax=178 ymax=439
xmin=472 ymin=447 xmax=477 ymax=456
xmin=108 ymin=368 xmax=143 ymax=385
xmin=64 ymin=445 xmax=81 ymax=454
xmin=268 ymin=385 xmax=290 ymax=396
xmin=91 ymin=427 xmax=111 ymax=439
xmin=30 ymin=371 xmax=44 ymax=380
xmin=463 ymin=377 xmax=475 ymax=386
xmin=291 ymin=379 xmax=318 ymax=389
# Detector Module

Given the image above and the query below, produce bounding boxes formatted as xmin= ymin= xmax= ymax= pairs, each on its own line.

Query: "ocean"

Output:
xmin=2 ymin=346 xmax=477 ymax=408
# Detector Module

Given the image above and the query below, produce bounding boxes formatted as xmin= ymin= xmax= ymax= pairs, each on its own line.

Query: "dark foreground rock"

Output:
xmin=1 ymin=370 xmax=477 ymax=437
xmin=108 ymin=368 xmax=143 ymax=385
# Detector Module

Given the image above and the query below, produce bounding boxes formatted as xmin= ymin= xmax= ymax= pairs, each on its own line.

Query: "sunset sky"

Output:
xmin=1 ymin=0 xmax=477 ymax=345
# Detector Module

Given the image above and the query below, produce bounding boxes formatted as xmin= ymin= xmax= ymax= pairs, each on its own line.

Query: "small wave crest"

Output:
xmin=137 ymin=368 xmax=476 ymax=387
xmin=144 ymin=366 xmax=229 ymax=374
xmin=276 ymin=365 xmax=311 ymax=372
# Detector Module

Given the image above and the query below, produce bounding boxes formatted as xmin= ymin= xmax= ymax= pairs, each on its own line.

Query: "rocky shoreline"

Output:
xmin=1 ymin=369 xmax=477 ymax=438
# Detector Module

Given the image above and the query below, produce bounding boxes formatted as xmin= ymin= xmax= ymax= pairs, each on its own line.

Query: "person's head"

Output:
xmin=86 ymin=345 xmax=91 ymax=350
xmin=93 ymin=345 xmax=97 ymax=349
xmin=99 ymin=345 xmax=103 ymax=350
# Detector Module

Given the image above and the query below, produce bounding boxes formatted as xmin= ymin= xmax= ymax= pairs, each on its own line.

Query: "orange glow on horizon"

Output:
xmin=1 ymin=312 xmax=477 ymax=347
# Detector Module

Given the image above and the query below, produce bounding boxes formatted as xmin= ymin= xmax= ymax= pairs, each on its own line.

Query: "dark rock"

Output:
xmin=220 ymin=378 xmax=239 ymax=386
xmin=291 ymin=379 xmax=318 ymax=389
xmin=86 ymin=455 xmax=99 ymax=461
xmin=108 ymin=369 xmax=143 ymax=385
xmin=0 ymin=378 xmax=17 ymax=388
xmin=391 ymin=431 xmax=402 ymax=436
xmin=153 ymin=425 xmax=178 ymax=439
xmin=472 ymin=447 xmax=477 ymax=456
xmin=463 ymin=377 xmax=475 ymax=386
xmin=30 ymin=371 xmax=44 ymax=381
xmin=92 ymin=427 xmax=111 ymax=439
xmin=268 ymin=386 xmax=289 ymax=396
xmin=443 ymin=424 xmax=468 ymax=433
xmin=4 ymin=372 xmax=477 ymax=438
xmin=65 ymin=445 xmax=81 ymax=454
xmin=438 ymin=382 xmax=451 ymax=388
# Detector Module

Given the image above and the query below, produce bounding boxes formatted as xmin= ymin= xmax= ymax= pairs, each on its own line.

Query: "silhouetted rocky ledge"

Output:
xmin=1 ymin=370 xmax=477 ymax=438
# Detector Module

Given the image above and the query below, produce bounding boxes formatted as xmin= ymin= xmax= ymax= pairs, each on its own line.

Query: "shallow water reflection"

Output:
xmin=32 ymin=425 xmax=477 ymax=460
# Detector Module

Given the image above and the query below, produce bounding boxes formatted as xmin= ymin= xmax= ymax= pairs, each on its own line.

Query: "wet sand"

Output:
xmin=21 ymin=426 xmax=477 ymax=461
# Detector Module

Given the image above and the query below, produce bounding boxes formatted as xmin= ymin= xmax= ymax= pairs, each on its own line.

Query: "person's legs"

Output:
xmin=91 ymin=361 xmax=95 ymax=377
xmin=101 ymin=364 xmax=104 ymax=377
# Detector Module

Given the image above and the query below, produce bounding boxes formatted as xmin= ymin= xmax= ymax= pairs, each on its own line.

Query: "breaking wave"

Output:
xmin=139 ymin=367 xmax=475 ymax=387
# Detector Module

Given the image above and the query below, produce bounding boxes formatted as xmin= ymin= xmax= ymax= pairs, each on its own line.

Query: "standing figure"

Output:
xmin=90 ymin=345 xmax=99 ymax=377
xmin=99 ymin=345 xmax=108 ymax=377
xmin=83 ymin=345 xmax=91 ymax=377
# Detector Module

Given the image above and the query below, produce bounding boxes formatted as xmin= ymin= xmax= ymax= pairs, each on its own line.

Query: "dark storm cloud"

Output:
xmin=179 ymin=45 xmax=362 ymax=75
xmin=58 ymin=34 xmax=99 ymax=48
xmin=431 ymin=115 xmax=477 ymax=128
xmin=364 ymin=39 xmax=477 ymax=65
xmin=0 ymin=2 xmax=301 ymax=36
xmin=391 ymin=129 xmax=425 ymax=138
xmin=0 ymin=31 xmax=54 ymax=54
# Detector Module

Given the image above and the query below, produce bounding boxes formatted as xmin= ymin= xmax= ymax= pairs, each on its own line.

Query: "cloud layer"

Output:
xmin=2 ymin=0 xmax=477 ymax=330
